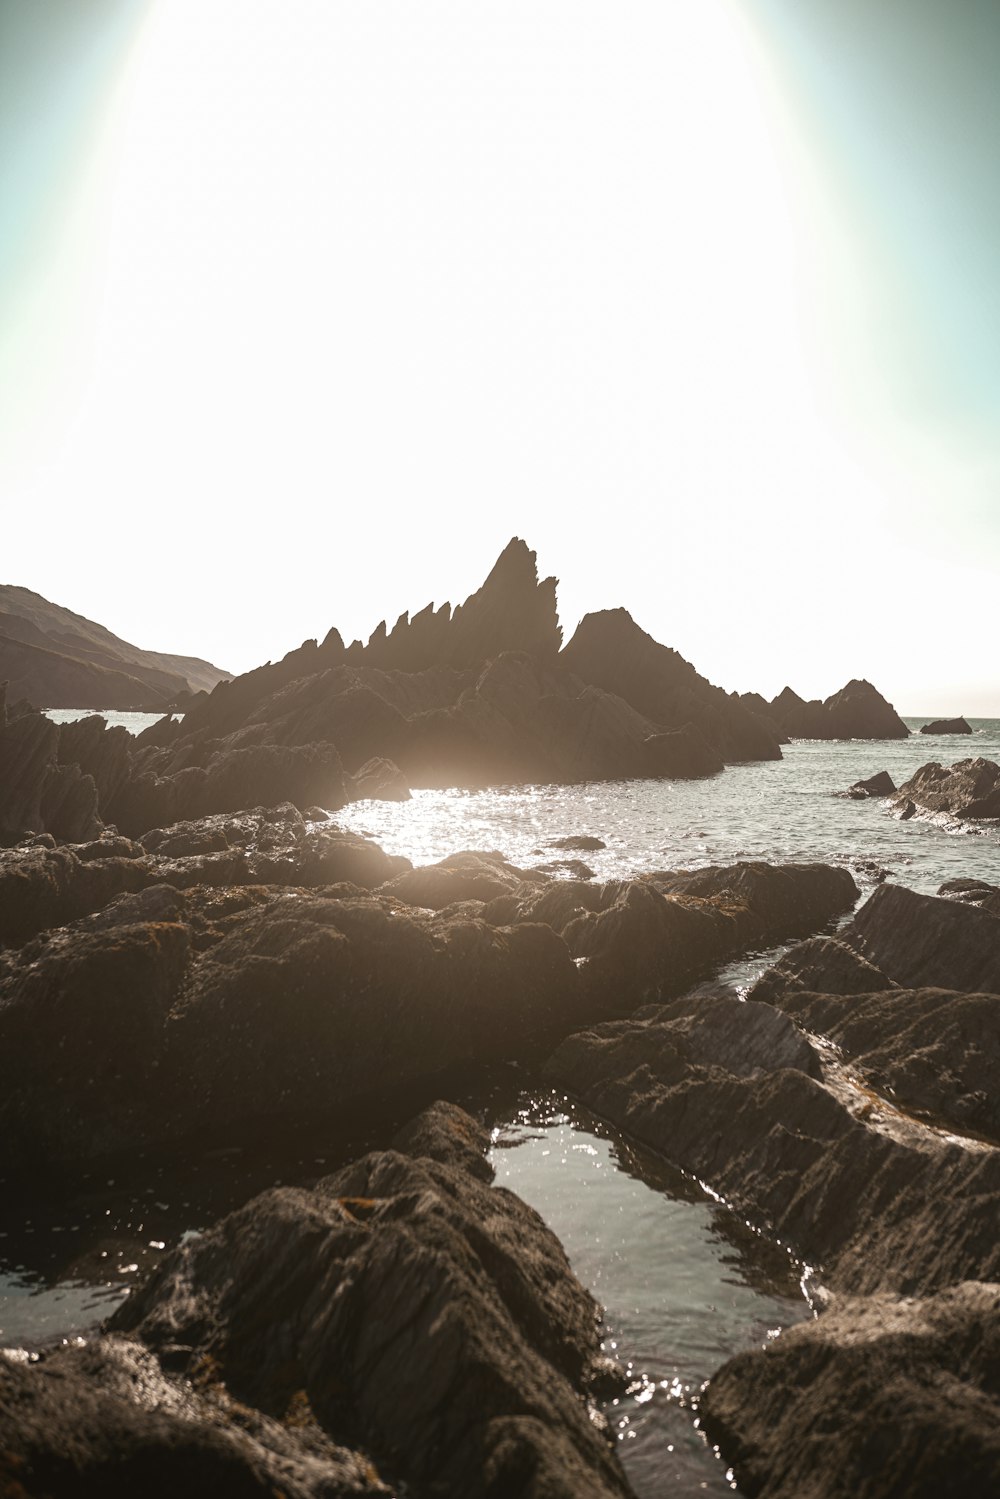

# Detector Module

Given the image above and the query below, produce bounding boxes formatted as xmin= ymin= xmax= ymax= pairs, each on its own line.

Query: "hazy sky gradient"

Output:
xmin=1 ymin=0 xmax=997 ymax=712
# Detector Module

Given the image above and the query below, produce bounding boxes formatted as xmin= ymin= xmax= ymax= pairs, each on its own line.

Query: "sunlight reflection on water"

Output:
xmin=337 ymin=722 xmax=1000 ymax=898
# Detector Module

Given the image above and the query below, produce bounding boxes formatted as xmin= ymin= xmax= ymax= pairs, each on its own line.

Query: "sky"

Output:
xmin=1 ymin=0 xmax=998 ymax=713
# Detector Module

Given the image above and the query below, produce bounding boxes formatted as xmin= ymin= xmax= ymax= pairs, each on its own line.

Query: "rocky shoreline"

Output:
xmin=1 ymin=546 xmax=997 ymax=1496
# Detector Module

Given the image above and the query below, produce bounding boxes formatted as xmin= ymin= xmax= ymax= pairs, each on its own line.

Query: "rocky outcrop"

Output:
xmin=790 ymin=986 xmax=1000 ymax=1140
xmin=107 ymin=742 xmax=350 ymax=837
xmin=0 ymin=690 xmax=100 ymax=844
xmin=842 ymin=881 xmax=1000 ymax=993
xmin=700 ymin=1282 xmax=1000 ymax=1499
xmin=0 ymin=807 xmax=410 ymax=948
xmin=920 ymin=716 xmax=973 ymax=734
xmin=752 ymin=882 xmax=1000 ymax=1000
xmin=841 ymin=769 xmax=895 ymax=799
xmin=545 ymin=991 xmax=1000 ymax=1295
xmin=894 ymin=757 xmax=1000 ymax=821
xmin=939 ymin=877 xmax=1000 ymax=917
xmin=769 ymin=679 xmax=910 ymax=740
xmin=109 ymin=1103 xmax=632 ymax=1499
xmin=0 ymin=837 xmax=856 ymax=1169
xmin=561 ymin=608 xmax=781 ymax=764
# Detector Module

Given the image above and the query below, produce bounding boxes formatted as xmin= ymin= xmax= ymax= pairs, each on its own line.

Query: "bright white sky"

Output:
xmin=1 ymin=0 xmax=997 ymax=712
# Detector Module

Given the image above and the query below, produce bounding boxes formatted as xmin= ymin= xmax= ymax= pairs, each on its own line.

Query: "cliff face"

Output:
xmin=0 ymin=586 xmax=230 ymax=708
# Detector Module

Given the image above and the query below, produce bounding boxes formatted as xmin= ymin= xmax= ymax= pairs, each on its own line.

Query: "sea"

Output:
xmin=15 ymin=714 xmax=1000 ymax=1495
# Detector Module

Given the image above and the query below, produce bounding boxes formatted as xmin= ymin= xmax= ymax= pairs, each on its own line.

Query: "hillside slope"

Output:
xmin=0 ymin=586 xmax=230 ymax=707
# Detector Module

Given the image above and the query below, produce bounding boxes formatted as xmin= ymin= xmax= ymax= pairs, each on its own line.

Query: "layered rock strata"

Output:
xmin=3 ymin=1102 xmax=632 ymax=1499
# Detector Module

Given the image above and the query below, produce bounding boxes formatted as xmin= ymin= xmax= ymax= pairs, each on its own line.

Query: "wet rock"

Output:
xmin=841 ymin=769 xmax=896 ymax=799
xmin=939 ymin=877 xmax=1000 ymax=917
xmin=748 ymin=935 xmax=897 ymax=1005
xmin=647 ymin=861 xmax=858 ymax=940
xmin=894 ymin=757 xmax=1000 ymax=821
xmin=111 ymin=1108 xmax=632 ymax=1499
xmin=701 ymin=1282 xmax=1000 ymax=1499
xmin=782 ymin=985 xmax=1000 ymax=1140
xmin=546 ymin=991 xmax=1000 ymax=1295
xmin=350 ymin=756 xmax=410 ymax=801
xmin=0 ymin=1335 xmax=386 ymax=1498
xmin=843 ymin=881 xmax=1000 ymax=992
xmin=919 ymin=716 xmax=973 ymax=734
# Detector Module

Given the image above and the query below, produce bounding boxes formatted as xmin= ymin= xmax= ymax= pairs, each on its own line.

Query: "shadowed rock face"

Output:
xmin=561 ymin=608 xmax=781 ymax=764
xmin=109 ymin=1103 xmax=632 ymax=1499
xmin=753 ymin=882 xmax=1000 ymax=1000
xmin=769 ymin=679 xmax=910 ymax=740
xmin=700 ymin=1282 xmax=1000 ymax=1499
xmin=894 ymin=756 xmax=1000 ymax=821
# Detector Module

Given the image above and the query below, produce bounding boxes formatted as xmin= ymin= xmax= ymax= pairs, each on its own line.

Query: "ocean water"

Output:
xmin=3 ymin=718 xmax=999 ymax=1495
xmin=44 ymin=709 xmax=180 ymax=733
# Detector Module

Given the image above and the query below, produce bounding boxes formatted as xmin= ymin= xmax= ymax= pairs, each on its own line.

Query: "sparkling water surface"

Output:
xmin=44 ymin=709 xmax=180 ymax=734
xmin=6 ymin=718 xmax=999 ymax=1494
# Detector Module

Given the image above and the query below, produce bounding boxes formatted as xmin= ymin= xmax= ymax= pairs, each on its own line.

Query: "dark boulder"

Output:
xmin=108 ymin=742 xmax=350 ymax=838
xmin=0 ymin=841 xmax=151 ymax=948
xmin=920 ymin=716 xmax=973 ymax=734
xmin=532 ymin=859 xmax=596 ymax=879
xmin=894 ymin=757 xmax=1000 ymax=821
xmin=701 ymin=1282 xmax=1000 ymax=1499
xmin=111 ymin=1107 xmax=632 ymax=1499
xmin=841 ymin=769 xmax=896 ymax=799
